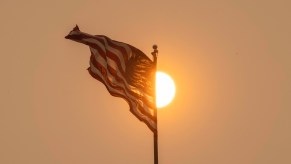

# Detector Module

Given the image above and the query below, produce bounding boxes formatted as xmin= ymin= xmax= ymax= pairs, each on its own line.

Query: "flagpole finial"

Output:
xmin=152 ymin=44 xmax=158 ymax=63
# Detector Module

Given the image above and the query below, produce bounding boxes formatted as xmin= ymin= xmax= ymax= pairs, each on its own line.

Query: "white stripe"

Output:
xmin=109 ymin=40 xmax=133 ymax=59
xmin=90 ymin=64 xmax=156 ymax=129
xmin=97 ymin=37 xmax=127 ymax=72
xmin=91 ymin=62 xmax=154 ymax=116
xmin=90 ymin=62 xmax=154 ymax=117
xmin=90 ymin=48 xmax=154 ymax=105
xmin=83 ymin=38 xmax=106 ymax=52
xmin=85 ymin=36 xmax=127 ymax=73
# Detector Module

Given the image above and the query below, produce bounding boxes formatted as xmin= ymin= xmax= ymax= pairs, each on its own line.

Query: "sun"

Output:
xmin=156 ymin=71 xmax=176 ymax=108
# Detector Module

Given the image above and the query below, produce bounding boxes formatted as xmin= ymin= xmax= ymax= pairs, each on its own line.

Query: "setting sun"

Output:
xmin=156 ymin=71 xmax=176 ymax=108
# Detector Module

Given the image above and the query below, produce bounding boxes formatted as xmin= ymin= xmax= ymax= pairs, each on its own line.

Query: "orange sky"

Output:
xmin=1 ymin=0 xmax=291 ymax=164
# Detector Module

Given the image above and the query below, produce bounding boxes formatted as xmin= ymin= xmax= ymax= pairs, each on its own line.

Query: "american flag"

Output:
xmin=65 ymin=25 xmax=157 ymax=132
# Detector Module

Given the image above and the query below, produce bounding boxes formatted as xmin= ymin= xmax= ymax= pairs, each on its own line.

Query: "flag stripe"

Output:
xmin=89 ymin=65 xmax=155 ymax=119
xmin=96 ymin=36 xmax=129 ymax=63
xmin=89 ymin=64 xmax=155 ymax=128
xmin=83 ymin=35 xmax=128 ymax=74
xmin=90 ymin=48 xmax=155 ymax=109
xmin=89 ymin=54 xmax=155 ymax=118
xmin=88 ymin=66 xmax=156 ymax=131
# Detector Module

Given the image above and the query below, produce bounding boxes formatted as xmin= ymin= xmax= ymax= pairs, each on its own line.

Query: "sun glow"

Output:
xmin=156 ymin=71 xmax=176 ymax=108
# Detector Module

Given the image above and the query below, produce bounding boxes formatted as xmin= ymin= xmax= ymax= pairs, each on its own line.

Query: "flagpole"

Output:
xmin=152 ymin=45 xmax=158 ymax=164
xmin=154 ymin=130 xmax=158 ymax=164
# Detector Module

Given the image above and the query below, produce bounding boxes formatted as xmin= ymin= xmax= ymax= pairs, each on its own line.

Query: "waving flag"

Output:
xmin=65 ymin=25 xmax=157 ymax=131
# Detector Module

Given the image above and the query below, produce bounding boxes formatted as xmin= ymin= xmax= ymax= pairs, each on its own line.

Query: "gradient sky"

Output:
xmin=1 ymin=0 xmax=291 ymax=164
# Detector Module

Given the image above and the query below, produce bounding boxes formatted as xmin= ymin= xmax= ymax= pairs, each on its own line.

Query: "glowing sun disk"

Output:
xmin=156 ymin=71 xmax=176 ymax=108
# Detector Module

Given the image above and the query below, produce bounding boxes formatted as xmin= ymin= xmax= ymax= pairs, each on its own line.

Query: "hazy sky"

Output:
xmin=1 ymin=0 xmax=291 ymax=164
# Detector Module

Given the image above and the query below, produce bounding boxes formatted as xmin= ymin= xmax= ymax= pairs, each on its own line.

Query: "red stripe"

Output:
xmin=90 ymin=56 xmax=125 ymax=93
xmin=89 ymin=45 xmax=106 ymax=60
xmin=92 ymin=37 xmax=127 ymax=77
xmin=89 ymin=68 xmax=155 ymax=120
xmin=77 ymin=35 xmax=127 ymax=77
xmin=106 ymin=50 xmax=127 ymax=77
xmin=74 ymin=35 xmax=107 ymax=60
xmin=89 ymin=55 xmax=155 ymax=119
xmin=97 ymin=38 xmax=127 ymax=74
xmin=90 ymin=50 xmax=143 ymax=98
xmin=96 ymin=35 xmax=129 ymax=63
xmin=90 ymin=53 xmax=156 ymax=109
xmin=88 ymin=68 xmax=156 ymax=132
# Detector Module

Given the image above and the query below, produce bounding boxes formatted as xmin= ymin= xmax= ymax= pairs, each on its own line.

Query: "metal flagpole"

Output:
xmin=154 ymin=130 xmax=158 ymax=164
xmin=152 ymin=45 xmax=158 ymax=164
